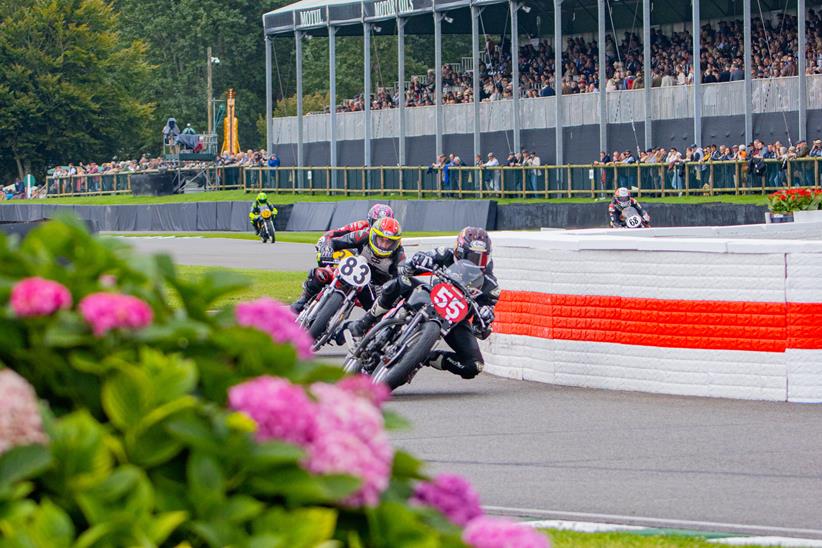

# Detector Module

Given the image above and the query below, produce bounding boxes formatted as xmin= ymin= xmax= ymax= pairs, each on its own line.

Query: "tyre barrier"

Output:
xmin=478 ymin=224 xmax=822 ymax=402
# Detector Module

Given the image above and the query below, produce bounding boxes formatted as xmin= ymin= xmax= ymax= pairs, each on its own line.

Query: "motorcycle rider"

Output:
xmin=348 ymin=227 xmax=499 ymax=380
xmin=314 ymin=204 xmax=395 ymax=263
xmin=249 ymin=192 xmax=278 ymax=235
xmin=290 ymin=217 xmax=405 ymax=314
xmin=608 ymin=187 xmax=650 ymax=228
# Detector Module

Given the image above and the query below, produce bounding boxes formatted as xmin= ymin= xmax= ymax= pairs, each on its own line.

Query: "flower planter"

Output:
xmin=765 ymin=212 xmax=794 ymax=223
xmin=793 ymin=209 xmax=822 ymax=223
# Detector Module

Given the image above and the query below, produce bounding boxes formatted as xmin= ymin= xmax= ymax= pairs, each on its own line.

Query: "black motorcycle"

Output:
xmin=342 ymin=260 xmax=488 ymax=390
xmin=296 ymin=254 xmax=372 ymax=351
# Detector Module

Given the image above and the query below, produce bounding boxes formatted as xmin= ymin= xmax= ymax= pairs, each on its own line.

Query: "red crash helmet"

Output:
xmin=369 ymin=217 xmax=402 ymax=257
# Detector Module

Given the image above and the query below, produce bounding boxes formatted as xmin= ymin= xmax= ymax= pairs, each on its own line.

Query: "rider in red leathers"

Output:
xmin=609 ymin=187 xmax=650 ymax=228
xmin=291 ymin=204 xmax=395 ymax=314
xmin=315 ymin=203 xmax=394 ymax=258
xmin=291 ymin=216 xmax=404 ymax=314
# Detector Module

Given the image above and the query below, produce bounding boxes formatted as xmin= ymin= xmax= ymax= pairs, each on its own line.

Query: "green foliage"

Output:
xmin=0 ymin=0 xmax=154 ymax=180
xmin=0 ymin=219 xmax=467 ymax=547
xmin=117 ymin=0 xmax=275 ymax=151
xmin=273 ymin=91 xmax=332 ymax=118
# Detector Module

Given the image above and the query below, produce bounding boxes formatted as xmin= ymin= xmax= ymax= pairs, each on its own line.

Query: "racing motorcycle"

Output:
xmin=259 ymin=207 xmax=277 ymax=243
xmin=296 ymin=253 xmax=372 ymax=350
xmin=618 ymin=205 xmax=650 ymax=229
xmin=342 ymin=260 xmax=488 ymax=391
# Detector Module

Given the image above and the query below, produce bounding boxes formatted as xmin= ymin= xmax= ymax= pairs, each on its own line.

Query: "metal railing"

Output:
xmin=243 ymin=159 xmax=821 ymax=199
xmin=41 ymin=158 xmax=822 ymax=199
xmin=45 ymin=166 xmax=245 ymax=198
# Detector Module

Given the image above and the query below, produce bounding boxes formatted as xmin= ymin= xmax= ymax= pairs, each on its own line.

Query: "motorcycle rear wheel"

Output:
xmin=372 ymin=320 xmax=440 ymax=390
xmin=308 ymin=292 xmax=344 ymax=341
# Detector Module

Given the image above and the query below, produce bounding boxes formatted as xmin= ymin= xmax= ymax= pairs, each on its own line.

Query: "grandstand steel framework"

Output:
xmin=262 ymin=0 xmax=814 ymax=169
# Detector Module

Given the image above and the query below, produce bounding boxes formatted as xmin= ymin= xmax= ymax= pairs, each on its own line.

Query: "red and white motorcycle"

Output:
xmin=297 ymin=254 xmax=372 ymax=351
xmin=342 ymin=260 xmax=488 ymax=390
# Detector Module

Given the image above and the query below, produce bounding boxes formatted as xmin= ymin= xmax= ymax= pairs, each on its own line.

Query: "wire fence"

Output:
xmin=44 ymin=167 xmax=245 ymax=198
xmin=44 ymin=159 xmax=821 ymax=199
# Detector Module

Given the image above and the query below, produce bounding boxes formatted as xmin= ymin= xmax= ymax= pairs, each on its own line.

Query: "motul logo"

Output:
xmin=373 ymin=0 xmax=414 ymax=18
xmin=299 ymin=9 xmax=323 ymax=26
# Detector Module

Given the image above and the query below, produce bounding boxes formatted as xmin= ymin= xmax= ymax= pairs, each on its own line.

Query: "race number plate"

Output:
xmin=625 ymin=215 xmax=643 ymax=228
xmin=337 ymin=255 xmax=371 ymax=288
xmin=430 ymin=282 xmax=469 ymax=323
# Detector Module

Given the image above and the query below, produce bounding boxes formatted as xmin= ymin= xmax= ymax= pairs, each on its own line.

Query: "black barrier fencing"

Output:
xmin=1 ymin=198 xmax=767 ymax=232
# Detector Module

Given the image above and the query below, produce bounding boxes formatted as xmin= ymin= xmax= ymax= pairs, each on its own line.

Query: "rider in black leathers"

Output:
xmin=348 ymin=227 xmax=500 ymax=379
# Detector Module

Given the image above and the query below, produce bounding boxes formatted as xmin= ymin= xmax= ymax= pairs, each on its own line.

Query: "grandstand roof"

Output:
xmin=263 ymin=0 xmax=822 ymax=38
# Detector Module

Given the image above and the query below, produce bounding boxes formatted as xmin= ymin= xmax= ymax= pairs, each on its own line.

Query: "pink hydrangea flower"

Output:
xmin=307 ymin=383 xmax=394 ymax=507
xmin=228 ymin=376 xmax=317 ymax=445
xmin=99 ymin=274 xmax=117 ymax=288
xmin=411 ymin=473 xmax=484 ymax=526
xmin=235 ymin=298 xmax=313 ymax=359
xmin=304 ymin=428 xmax=391 ymax=507
xmin=0 ymin=369 xmax=48 ymax=454
xmin=463 ymin=516 xmax=551 ymax=548
xmin=78 ymin=292 xmax=153 ymax=337
xmin=10 ymin=277 xmax=72 ymax=317
xmin=336 ymin=374 xmax=391 ymax=408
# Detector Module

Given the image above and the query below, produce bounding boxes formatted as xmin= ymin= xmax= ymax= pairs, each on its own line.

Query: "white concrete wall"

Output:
xmin=478 ymin=225 xmax=822 ymax=402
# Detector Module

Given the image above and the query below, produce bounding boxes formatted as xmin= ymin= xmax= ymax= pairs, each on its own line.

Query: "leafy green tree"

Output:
xmin=116 ymin=0 xmax=285 ymax=151
xmin=0 ymin=0 xmax=154 ymax=180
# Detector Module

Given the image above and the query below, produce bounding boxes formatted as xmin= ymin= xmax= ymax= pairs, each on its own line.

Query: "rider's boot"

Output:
xmin=425 ymin=351 xmax=482 ymax=379
xmin=348 ymin=302 xmax=389 ymax=337
xmin=290 ymin=278 xmax=322 ymax=314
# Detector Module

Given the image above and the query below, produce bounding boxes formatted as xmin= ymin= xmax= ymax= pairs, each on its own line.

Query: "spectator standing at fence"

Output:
xmin=593 ymin=151 xmax=612 ymax=196
xmin=484 ymin=153 xmax=500 ymax=193
xmin=528 ymin=150 xmax=541 ymax=198
xmin=667 ymin=147 xmax=684 ymax=194
xmin=810 ymin=140 xmax=822 ymax=157
xmin=268 ymin=153 xmax=280 ymax=168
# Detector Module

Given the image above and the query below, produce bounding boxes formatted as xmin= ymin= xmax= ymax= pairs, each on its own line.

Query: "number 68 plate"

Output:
xmin=337 ymin=255 xmax=372 ymax=288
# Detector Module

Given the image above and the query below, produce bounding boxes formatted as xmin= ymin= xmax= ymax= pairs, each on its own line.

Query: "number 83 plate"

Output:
xmin=337 ymin=255 xmax=372 ymax=288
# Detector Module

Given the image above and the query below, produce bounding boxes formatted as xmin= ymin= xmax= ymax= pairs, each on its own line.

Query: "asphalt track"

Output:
xmin=124 ymin=236 xmax=822 ymax=537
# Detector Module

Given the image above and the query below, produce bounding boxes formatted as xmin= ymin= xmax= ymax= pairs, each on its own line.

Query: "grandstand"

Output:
xmin=262 ymin=0 xmax=822 ymax=168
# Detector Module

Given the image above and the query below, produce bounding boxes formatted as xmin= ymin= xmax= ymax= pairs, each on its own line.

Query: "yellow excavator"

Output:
xmin=221 ymin=88 xmax=240 ymax=155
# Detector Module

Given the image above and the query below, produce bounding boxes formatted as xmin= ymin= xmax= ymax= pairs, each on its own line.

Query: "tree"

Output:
xmin=116 ymin=0 xmax=281 ymax=151
xmin=0 ymin=0 xmax=154 ymax=180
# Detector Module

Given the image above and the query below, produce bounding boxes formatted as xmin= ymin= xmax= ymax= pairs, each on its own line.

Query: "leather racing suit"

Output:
xmin=373 ymin=246 xmax=500 ymax=379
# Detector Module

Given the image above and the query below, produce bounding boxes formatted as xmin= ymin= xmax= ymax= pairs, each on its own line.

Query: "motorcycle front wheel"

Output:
xmin=308 ymin=292 xmax=345 ymax=341
xmin=372 ymin=320 xmax=440 ymax=390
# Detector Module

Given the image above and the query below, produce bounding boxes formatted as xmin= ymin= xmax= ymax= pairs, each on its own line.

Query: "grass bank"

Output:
xmin=174 ymin=265 xmax=304 ymax=305
xmin=6 ymin=190 xmax=769 ymax=206
xmin=546 ymin=528 xmax=761 ymax=547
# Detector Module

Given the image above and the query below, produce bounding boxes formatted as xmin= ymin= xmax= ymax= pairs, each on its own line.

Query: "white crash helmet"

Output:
xmin=615 ymin=187 xmax=631 ymax=207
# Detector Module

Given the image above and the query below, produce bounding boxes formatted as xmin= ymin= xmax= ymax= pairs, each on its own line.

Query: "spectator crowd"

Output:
xmin=336 ymin=9 xmax=822 ymax=112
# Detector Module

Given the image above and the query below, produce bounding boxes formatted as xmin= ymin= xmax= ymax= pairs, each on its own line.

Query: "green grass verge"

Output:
xmin=116 ymin=231 xmax=457 ymax=244
xmin=6 ymin=190 xmax=768 ymax=206
xmin=174 ymin=265 xmax=304 ymax=306
xmin=546 ymin=529 xmax=760 ymax=547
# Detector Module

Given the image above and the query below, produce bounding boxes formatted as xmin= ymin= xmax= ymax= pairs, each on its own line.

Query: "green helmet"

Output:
xmin=256 ymin=192 xmax=267 ymax=202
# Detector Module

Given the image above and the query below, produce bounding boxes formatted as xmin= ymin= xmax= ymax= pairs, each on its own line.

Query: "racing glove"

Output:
xmin=409 ymin=252 xmax=434 ymax=270
xmin=478 ymin=305 xmax=495 ymax=326
xmin=319 ymin=246 xmax=335 ymax=264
